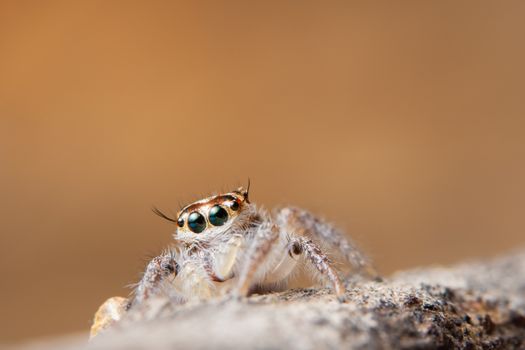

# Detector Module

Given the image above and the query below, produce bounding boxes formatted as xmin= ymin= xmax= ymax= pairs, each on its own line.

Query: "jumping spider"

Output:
xmin=90 ymin=185 xmax=377 ymax=338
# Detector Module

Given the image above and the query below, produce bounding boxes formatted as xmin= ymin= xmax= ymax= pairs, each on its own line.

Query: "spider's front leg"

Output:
xmin=90 ymin=250 xmax=178 ymax=339
xmin=131 ymin=250 xmax=179 ymax=306
xmin=233 ymin=221 xmax=280 ymax=297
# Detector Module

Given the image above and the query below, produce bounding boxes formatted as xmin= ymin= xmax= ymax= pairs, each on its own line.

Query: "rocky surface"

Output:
xmin=14 ymin=250 xmax=525 ymax=350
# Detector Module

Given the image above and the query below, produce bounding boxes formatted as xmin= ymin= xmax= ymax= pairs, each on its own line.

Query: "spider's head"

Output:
xmin=169 ymin=185 xmax=252 ymax=242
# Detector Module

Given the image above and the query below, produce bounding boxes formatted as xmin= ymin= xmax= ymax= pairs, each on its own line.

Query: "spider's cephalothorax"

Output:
xmin=90 ymin=185 xmax=378 ymax=338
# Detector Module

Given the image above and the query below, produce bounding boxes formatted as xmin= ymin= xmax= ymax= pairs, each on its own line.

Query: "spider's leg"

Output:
xmin=289 ymin=236 xmax=346 ymax=300
xmin=233 ymin=222 xmax=280 ymax=297
xmin=90 ymin=250 xmax=178 ymax=338
xmin=275 ymin=207 xmax=380 ymax=280
xmin=130 ymin=250 xmax=179 ymax=307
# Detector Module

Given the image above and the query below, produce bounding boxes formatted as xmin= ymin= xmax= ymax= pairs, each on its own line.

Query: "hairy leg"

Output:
xmin=233 ymin=222 xmax=280 ymax=297
xmin=290 ymin=236 xmax=345 ymax=300
xmin=90 ymin=251 xmax=178 ymax=339
xmin=130 ymin=249 xmax=179 ymax=307
xmin=275 ymin=207 xmax=380 ymax=280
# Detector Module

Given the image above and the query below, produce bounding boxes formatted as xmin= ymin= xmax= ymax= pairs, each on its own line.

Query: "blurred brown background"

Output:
xmin=1 ymin=0 xmax=524 ymax=343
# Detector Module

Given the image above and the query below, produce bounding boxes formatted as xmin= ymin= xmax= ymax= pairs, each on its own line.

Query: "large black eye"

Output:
xmin=209 ymin=205 xmax=229 ymax=226
xmin=187 ymin=212 xmax=206 ymax=233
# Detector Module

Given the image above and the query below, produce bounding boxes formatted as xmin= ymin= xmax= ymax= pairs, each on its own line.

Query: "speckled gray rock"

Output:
xmin=15 ymin=250 xmax=525 ymax=350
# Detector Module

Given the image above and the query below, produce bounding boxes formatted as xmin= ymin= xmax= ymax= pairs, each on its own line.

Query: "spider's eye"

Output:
xmin=209 ymin=205 xmax=229 ymax=226
xmin=177 ymin=217 xmax=184 ymax=228
xmin=229 ymin=201 xmax=239 ymax=211
xmin=187 ymin=212 xmax=206 ymax=233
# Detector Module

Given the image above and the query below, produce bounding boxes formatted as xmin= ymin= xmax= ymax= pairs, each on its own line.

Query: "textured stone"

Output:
xmin=13 ymin=250 xmax=525 ymax=350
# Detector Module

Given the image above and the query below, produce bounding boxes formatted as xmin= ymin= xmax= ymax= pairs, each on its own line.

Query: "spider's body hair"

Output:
xmin=158 ymin=204 xmax=302 ymax=301
xmin=91 ymin=186 xmax=378 ymax=338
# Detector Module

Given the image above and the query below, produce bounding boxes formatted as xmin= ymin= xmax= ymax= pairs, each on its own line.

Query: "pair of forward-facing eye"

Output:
xmin=181 ymin=202 xmax=239 ymax=233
